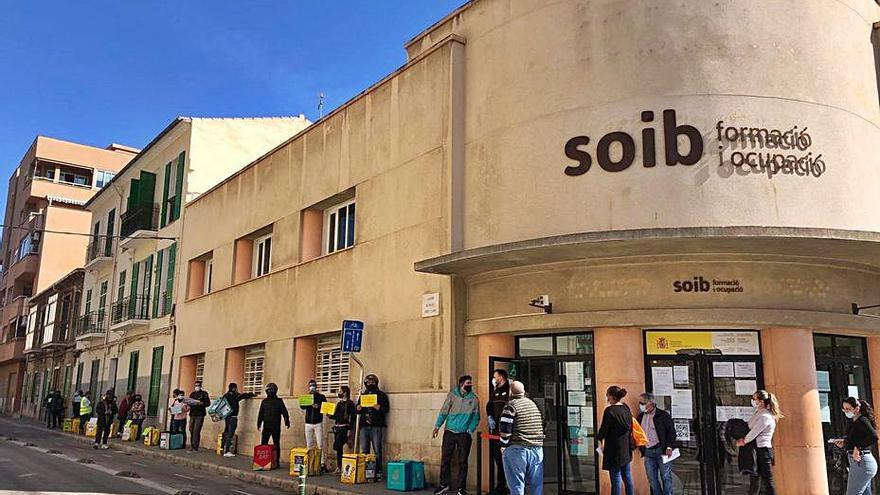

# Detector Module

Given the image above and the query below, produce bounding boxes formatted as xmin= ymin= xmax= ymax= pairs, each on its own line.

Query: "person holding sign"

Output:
xmin=300 ymin=379 xmax=328 ymax=471
xmin=330 ymin=385 xmax=356 ymax=472
xmin=637 ymin=393 xmax=676 ymax=495
xmin=358 ymin=373 xmax=391 ymax=480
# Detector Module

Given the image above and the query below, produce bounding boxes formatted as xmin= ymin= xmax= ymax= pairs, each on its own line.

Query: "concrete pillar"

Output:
xmin=300 ymin=210 xmax=323 ymax=262
xmin=232 ymin=239 xmax=253 ymax=284
xmin=292 ymin=337 xmax=317 ymax=394
xmin=186 ymin=260 xmax=205 ymax=299
xmin=594 ymin=327 xmax=648 ymax=495
xmin=224 ymin=348 xmax=245 ymax=389
xmin=476 ymin=333 xmax=515 ymax=492
xmin=178 ymin=354 xmax=197 ymax=390
xmin=867 ymin=337 xmax=880 ymax=406
xmin=761 ymin=328 xmax=828 ymax=495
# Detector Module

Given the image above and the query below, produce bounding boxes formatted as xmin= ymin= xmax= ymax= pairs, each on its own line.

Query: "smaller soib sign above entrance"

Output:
xmin=646 ymin=330 xmax=760 ymax=356
xmin=673 ymin=276 xmax=744 ymax=294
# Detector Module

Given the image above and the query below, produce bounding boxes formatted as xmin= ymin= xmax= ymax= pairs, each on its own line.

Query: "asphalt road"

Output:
xmin=0 ymin=419 xmax=283 ymax=495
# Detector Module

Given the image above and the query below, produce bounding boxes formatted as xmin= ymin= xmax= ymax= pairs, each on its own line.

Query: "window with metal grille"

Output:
xmin=315 ymin=334 xmax=350 ymax=395
xmin=243 ymin=346 xmax=264 ymax=394
xmin=194 ymin=354 xmax=205 ymax=384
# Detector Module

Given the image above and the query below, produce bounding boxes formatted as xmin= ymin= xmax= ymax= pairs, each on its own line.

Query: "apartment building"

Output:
xmin=75 ymin=116 xmax=309 ymax=425
xmin=20 ymin=269 xmax=83 ymax=420
xmin=0 ymin=137 xmax=135 ymax=414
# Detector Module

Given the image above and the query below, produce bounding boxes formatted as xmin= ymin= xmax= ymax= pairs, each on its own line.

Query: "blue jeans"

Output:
xmin=609 ymin=462 xmax=634 ymax=495
xmin=644 ymin=447 xmax=673 ymax=495
xmin=502 ymin=445 xmax=543 ymax=495
xmin=848 ymin=452 xmax=878 ymax=495
xmin=359 ymin=426 xmax=386 ymax=473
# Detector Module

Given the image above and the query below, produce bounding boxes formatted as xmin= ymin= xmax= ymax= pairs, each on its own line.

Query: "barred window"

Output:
xmin=194 ymin=354 xmax=205 ymax=384
xmin=243 ymin=346 xmax=264 ymax=395
xmin=316 ymin=334 xmax=350 ymax=395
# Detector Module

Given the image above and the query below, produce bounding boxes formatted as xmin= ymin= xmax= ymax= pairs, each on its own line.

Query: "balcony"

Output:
xmin=120 ymin=204 xmax=159 ymax=250
xmin=110 ymin=294 xmax=151 ymax=330
xmin=85 ymin=236 xmax=115 ymax=270
xmin=23 ymin=330 xmax=42 ymax=355
xmin=41 ymin=321 xmax=72 ymax=349
xmin=0 ymin=338 xmax=25 ymax=364
xmin=76 ymin=311 xmax=107 ymax=340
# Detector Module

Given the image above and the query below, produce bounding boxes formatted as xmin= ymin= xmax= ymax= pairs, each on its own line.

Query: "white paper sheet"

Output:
xmin=734 ymin=362 xmax=757 ymax=378
xmin=736 ymin=406 xmax=755 ymax=420
xmin=568 ymin=391 xmax=587 ymax=406
xmin=712 ymin=362 xmax=735 ymax=378
xmin=671 ymin=390 xmax=693 ymax=419
xmin=564 ymin=362 xmax=584 ymax=391
xmin=673 ymin=366 xmax=689 ymax=387
xmin=848 ymin=386 xmax=860 ymax=399
xmin=580 ymin=407 xmax=594 ymax=428
xmin=674 ymin=420 xmax=691 ymax=441
xmin=715 ymin=406 xmax=737 ymax=422
xmin=816 ymin=371 xmax=831 ymax=392
xmin=735 ymin=380 xmax=757 ymax=396
xmin=662 ymin=448 xmax=681 ymax=464
xmin=819 ymin=393 xmax=831 ymax=423
xmin=652 ymin=367 xmax=675 ymax=395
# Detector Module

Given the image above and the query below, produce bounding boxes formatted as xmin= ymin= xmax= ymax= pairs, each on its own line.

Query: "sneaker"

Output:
xmin=434 ymin=485 xmax=450 ymax=495
xmin=456 ymin=490 xmax=468 ymax=495
xmin=223 ymin=452 xmax=235 ymax=457
xmin=101 ymin=444 xmax=109 ymax=449
xmin=93 ymin=444 xmax=99 ymax=449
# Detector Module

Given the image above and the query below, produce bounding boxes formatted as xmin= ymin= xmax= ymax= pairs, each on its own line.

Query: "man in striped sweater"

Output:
xmin=498 ymin=381 xmax=545 ymax=495
xmin=433 ymin=375 xmax=481 ymax=495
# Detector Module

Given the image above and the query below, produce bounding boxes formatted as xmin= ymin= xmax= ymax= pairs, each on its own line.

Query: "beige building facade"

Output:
xmin=174 ymin=1 xmax=880 ymax=495
xmin=75 ymin=116 xmax=309 ymax=426
xmin=0 ymin=137 xmax=134 ymax=415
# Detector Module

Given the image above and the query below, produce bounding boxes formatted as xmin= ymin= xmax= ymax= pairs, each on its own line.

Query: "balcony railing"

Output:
xmin=85 ymin=236 xmax=115 ymax=264
xmin=120 ymin=204 xmax=159 ymax=238
xmin=111 ymin=294 xmax=151 ymax=325
xmin=77 ymin=310 xmax=107 ymax=338
xmin=157 ymin=291 xmax=173 ymax=318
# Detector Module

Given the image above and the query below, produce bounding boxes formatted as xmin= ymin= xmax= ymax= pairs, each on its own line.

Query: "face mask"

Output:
xmin=177 ymin=395 xmax=185 ymax=400
xmin=309 ymin=386 xmax=317 ymax=392
xmin=194 ymin=386 xmax=201 ymax=392
xmin=751 ymin=399 xmax=759 ymax=409
xmin=639 ymin=404 xmax=647 ymax=413
xmin=338 ymin=393 xmax=345 ymax=399
xmin=463 ymin=385 xmax=473 ymax=393
xmin=491 ymin=378 xmax=497 ymax=388
xmin=846 ymin=411 xmax=856 ymax=419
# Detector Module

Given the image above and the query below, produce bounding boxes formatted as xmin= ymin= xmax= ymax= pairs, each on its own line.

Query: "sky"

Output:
xmin=0 ymin=1 xmax=465 ymax=176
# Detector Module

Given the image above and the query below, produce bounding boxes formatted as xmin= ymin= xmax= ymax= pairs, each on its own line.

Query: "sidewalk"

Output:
xmin=2 ymin=416 xmax=423 ymax=495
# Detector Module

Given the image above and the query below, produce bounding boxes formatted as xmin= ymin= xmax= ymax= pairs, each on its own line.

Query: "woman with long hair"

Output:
xmin=736 ymin=390 xmax=782 ymax=495
xmin=834 ymin=397 xmax=879 ymax=495
xmin=596 ymin=385 xmax=634 ymax=495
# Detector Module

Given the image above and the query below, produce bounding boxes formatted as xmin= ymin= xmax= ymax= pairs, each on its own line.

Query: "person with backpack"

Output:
xmin=597 ymin=386 xmax=634 ymax=495
xmin=736 ymin=390 xmax=783 ymax=495
xmin=257 ymin=382 xmax=289 ymax=468
xmin=93 ymin=390 xmax=118 ymax=449
xmin=834 ymin=397 xmax=877 ymax=495
xmin=221 ymin=382 xmax=256 ymax=457
xmin=637 ymin=393 xmax=676 ymax=495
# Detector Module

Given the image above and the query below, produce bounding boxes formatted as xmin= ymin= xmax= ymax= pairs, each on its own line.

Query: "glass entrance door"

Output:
xmin=558 ymin=358 xmax=597 ymax=494
xmin=814 ymin=334 xmax=874 ymax=494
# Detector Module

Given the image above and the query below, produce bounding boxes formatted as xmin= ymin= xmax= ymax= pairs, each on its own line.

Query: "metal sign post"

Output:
xmin=340 ymin=320 xmax=365 ymax=452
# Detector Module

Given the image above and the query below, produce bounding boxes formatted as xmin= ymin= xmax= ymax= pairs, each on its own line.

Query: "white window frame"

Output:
xmin=242 ymin=345 xmax=265 ymax=394
xmin=203 ymin=258 xmax=213 ymax=294
xmin=96 ymin=170 xmax=115 ymax=188
xmin=41 ymin=294 xmax=57 ymax=345
xmin=24 ymin=305 xmax=38 ymax=351
xmin=252 ymin=234 xmax=272 ymax=278
xmin=194 ymin=354 xmax=205 ymax=384
xmin=323 ymin=199 xmax=356 ymax=255
xmin=315 ymin=334 xmax=350 ymax=395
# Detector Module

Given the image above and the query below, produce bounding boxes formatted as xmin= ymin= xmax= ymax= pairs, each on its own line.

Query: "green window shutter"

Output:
xmin=143 ymin=255 xmax=153 ymax=304
xmin=147 ymin=346 xmax=164 ymax=416
xmin=105 ymin=210 xmax=115 ymax=256
xmin=127 ymin=351 xmax=139 ymax=393
xmin=161 ymin=162 xmax=172 ymax=228
xmin=62 ymin=365 xmax=72 ymax=398
xmin=153 ymin=250 xmax=164 ymax=318
xmin=117 ymin=270 xmax=126 ymax=302
xmin=127 ymin=178 xmax=141 ymax=211
xmin=166 ymin=243 xmax=177 ymax=313
xmin=138 ymin=171 xmax=156 ymax=206
xmin=75 ymin=362 xmax=83 ymax=392
xmin=172 ymin=152 xmax=185 ymax=221
xmin=129 ymin=262 xmax=140 ymax=318
xmin=84 ymin=289 xmax=92 ymax=314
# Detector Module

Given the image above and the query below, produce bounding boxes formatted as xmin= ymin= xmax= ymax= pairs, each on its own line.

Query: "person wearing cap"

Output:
xmin=93 ymin=389 xmax=118 ymax=449
xmin=257 ymin=382 xmax=290 ymax=468
xmin=357 ymin=373 xmax=391 ymax=479
xmin=498 ymin=381 xmax=545 ymax=495
xmin=300 ymin=378 xmax=328 ymax=470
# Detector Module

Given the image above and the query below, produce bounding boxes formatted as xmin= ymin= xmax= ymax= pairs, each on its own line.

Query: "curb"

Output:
xmin=0 ymin=418 xmax=361 ymax=495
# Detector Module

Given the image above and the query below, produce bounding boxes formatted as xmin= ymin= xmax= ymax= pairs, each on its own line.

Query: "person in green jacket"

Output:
xmin=79 ymin=391 xmax=92 ymax=434
xmin=433 ymin=375 xmax=481 ymax=495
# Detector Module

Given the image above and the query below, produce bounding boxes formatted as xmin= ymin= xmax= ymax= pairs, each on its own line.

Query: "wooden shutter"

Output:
xmin=172 ymin=152 xmax=185 ymax=221
xmin=127 ymin=351 xmax=139 ymax=393
xmin=166 ymin=243 xmax=177 ymax=313
xmin=105 ymin=210 xmax=115 ymax=255
xmin=147 ymin=346 xmax=164 ymax=416
xmin=127 ymin=178 xmax=140 ymax=211
xmin=161 ymin=161 xmax=171 ymax=227
xmin=138 ymin=171 xmax=156 ymax=207
xmin=153 ymin=249 xmax=164 ymax=317
xmin=129 ymin=261 xmax=139 ymax=317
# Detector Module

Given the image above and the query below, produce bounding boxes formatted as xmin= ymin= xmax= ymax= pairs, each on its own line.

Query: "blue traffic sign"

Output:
xmin=341 ymin=320 xmax=364 ymax=353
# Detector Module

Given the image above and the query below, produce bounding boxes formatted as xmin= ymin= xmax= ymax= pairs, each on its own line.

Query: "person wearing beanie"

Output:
xmin=357 ymin=373 xmax=391 ymax=479
xmin=257 ymin=382 xmax=290 ymax=468
xmin=498 ymin=381 xmax=544 ymax=495
xmin=433 ymin=375 xmax=481 ymax=495
xmin=597 ymin=385 xmax=634 ymax=495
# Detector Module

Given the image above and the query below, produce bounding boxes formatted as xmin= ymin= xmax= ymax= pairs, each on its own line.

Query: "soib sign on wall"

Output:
xmin=562 ymin=109 xmax=825 ymax=180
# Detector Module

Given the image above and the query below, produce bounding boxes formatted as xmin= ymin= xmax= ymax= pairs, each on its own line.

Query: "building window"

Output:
xmin=153 ymin=244 xmax=176 ymax=317
xmin=324 ymin=199 xmax=356 ymax=254
xmin=253 ymin=234 xmax=272 ymax=278
xmin=147 ymin=346 xmax=164 ymax=416
xmin=162 ymin=152 xmax=185 ymax=227
xmin=98 ymin=280 xmax=108 ymax=319
xmin=243 ymin=345 xmax=265 ymax=394
xmin=95 ymin=170 xmax=115 ymax=188
xmin=117 ymin=270 xmax=127 ymax=303
xmin=41 ymin=294 xmax=57 ymax=345
xmin=127 ymin=351 xmax=139 ymax=393
xmin=204 ymin=258 xmax=213 ymax=294
xmin=75 ymin=362 xmax=84 ymax=393
xmin=316 ymin=334 xmax=350 ymax=395
xmin=195 ymin=354 xmax=205 ymax=384
xmin=89 ymin=359 xmax=101 ymax=396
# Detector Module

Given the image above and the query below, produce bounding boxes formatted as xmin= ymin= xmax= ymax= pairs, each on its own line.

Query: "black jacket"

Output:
xmin=50 ymin=394 xmax=64 ymax=412
xmin=331 ymin=399 xmax=356 ymax=428
xmin=95 ymin=399 xmax=118 ymax=422
xmin=597 ymin=404 xmax=633 ymax=470
xmin=636 ymin=407 xmax=676 ymax=454
xmin=486 ymin=381 xmax=510 ymax=431
xmin=299 ymin=392 xmax=327 ymax=425
xmin=257 ymin=395 xmax=290 ymax=430
xmin=189 ymin=390 xmax=210 ymax=417
xmin=223 ymin=391 xmax=256 ymax=417
xmin=357 ymin=388 xmax=391 ymax=428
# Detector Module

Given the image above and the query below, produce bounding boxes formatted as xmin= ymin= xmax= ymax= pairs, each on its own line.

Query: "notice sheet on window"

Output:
xmin=712 ymin=362 xmax=735 ymax=378
xmin=652 ymin=367 xmax=675 ymax=396
xmin=671 ymin=390 xmax=693 ymax=419
xmin=673 ymin=366 xmax=689 ymax=387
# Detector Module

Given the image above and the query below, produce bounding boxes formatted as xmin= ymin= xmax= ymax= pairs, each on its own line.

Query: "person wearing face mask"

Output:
xmin=169 ymin=389 xmax=191 ymax=448
xmin=636 ymin=393 xmax=676 ymax=495
xmin=188 ymin=381 xmax=210 ymax=452
xmin=257 ymin=382 xmax=290 ymax=469
xmin=300 ymin=378 xmax=328 ymax=470
xmin=331 ymin=385 xmax=356 ymax=472
xmin=433 ymin=375 xmax=481 ymax=495
xmin=833 ymin=397 xmax=879 ymax=495
xmin=116 ymin=390 xmax=133 ymax=438
xmin=129 ymin=393 xmax=146 ymax=440
xmin=357 ymin=373 xmax=391 ymax=479
xmin=736 ymin=390 xmax=783 ymax=495
xmin=486 ymin=369 xmax=510 ymax=495
xmin=221 ymin=383 xmax=257 ymax=457
xmin=498 ymin=380 xmax=544 ymax=495
xmin=597 ymin=386 xmax=634 ymax=495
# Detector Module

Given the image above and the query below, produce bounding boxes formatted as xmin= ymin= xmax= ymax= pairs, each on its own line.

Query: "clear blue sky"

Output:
xmin=0 ymin=1 xmax=464 ymax=173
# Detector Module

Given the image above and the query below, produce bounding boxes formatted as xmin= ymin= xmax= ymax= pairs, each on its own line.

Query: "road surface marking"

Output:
xmin=133 ymin=461 xmax=148 ymax=467
xmin=232 ymin=490 xmax=254 ymax=495
xmin=17 ymin=473 xmax=36 ymax=478
xmin=174 ymin=473 xmax=195 ymax=480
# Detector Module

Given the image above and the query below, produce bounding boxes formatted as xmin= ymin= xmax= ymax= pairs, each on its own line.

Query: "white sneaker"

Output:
xmin=101 ymin=444 xmax=109 ymax=449
xmin=223 ymin=452 xmax=235 ymax=457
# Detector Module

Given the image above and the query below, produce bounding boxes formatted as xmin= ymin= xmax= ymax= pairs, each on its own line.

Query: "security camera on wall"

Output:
xmin=529 ymin=294 xmax=552 ymax=314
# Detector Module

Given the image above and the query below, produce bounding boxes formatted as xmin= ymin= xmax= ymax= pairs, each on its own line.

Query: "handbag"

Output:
xmin=631 ymin=418 xmax=649 ymax=448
